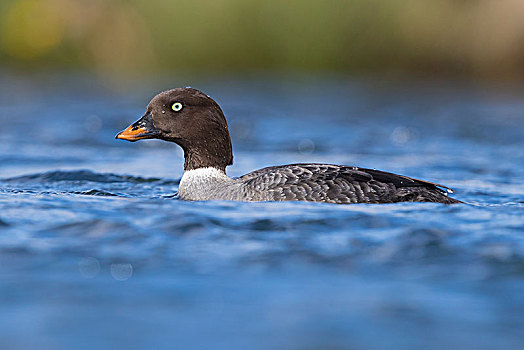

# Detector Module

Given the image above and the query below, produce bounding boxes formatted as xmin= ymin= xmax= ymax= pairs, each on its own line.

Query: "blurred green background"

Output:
xmin=1 ymin=0 xmax=524 ymax=80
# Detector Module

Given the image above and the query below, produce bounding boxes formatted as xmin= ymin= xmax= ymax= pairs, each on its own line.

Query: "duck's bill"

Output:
xmin=115 ymin=113 xmax=161 ymax=142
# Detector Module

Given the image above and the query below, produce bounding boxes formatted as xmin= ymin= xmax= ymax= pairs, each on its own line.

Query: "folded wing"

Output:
xmin=240 ymin=163 xmax=460 ymax=204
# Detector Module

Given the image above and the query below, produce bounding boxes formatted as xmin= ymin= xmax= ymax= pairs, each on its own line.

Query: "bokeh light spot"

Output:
xmin=78 ymin=257 xmax=101 ymax=278
xmin=110 ymin=263 xmax=133 ymax=281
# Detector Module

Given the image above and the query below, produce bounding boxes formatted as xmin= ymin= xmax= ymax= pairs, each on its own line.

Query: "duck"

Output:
xmin=116 ymin=88 xmax=461 ymax=204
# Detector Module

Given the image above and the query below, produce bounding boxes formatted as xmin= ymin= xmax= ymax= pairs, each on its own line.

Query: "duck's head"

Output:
xmin=116 ymin=88 xmax=233 ymax=171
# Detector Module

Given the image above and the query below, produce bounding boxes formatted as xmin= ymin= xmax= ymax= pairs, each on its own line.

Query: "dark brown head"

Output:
xmin=116 ymin=88 xmax=233 ymax=171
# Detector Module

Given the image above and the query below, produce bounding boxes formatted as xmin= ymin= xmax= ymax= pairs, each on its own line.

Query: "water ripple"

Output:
xmin=1 ymin=76 xmax=524 ymax=349
xmin=1 ymin=170 xmax=179 ymax=185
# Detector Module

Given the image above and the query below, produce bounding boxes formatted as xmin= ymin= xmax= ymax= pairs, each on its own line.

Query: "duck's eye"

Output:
xmin=171 ymin=102 xmax=183 ymax=112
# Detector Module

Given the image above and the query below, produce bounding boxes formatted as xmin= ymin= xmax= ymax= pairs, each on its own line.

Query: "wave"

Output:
xmin=70 ymin=189 xmax=120 ymax=197
xmin=0 ymin=170 xmax=179 ymax=185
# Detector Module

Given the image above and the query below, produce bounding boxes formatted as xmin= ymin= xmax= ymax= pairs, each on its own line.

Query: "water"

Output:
xmin=1 ymin=72 xmax=523 ymax=349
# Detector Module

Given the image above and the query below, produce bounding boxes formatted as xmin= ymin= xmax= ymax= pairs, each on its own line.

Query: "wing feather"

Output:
xmin=239 ymin=163 xmax=458 ymax=204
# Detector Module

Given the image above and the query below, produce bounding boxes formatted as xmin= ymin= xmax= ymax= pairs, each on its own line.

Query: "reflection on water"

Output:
xmin=0 ymin=72 xmax=523 ymax=349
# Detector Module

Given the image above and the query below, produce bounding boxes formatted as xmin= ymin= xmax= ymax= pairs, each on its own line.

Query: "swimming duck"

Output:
xmin=116 ymin=88 xmax=461 ymax=204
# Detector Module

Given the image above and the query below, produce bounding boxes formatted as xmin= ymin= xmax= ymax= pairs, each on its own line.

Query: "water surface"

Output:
xmin=1 ymin=72 xmax=523 ymax=349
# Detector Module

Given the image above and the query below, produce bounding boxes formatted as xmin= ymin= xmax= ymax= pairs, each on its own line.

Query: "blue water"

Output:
xmin=1 ymin=72 xmax=523 ymax=349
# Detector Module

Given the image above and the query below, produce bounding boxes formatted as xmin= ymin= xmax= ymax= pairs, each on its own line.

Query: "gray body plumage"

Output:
xmin=178 ymin=164 xmax=461 ymax=204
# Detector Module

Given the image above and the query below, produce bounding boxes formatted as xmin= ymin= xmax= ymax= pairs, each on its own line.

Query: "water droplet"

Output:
xmin=161 ymin=110 xmax=166 ymax=114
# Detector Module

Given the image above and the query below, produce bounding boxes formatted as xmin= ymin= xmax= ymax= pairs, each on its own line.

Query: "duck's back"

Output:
xmin=239 ymin=164 xmax=461 ymax=204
